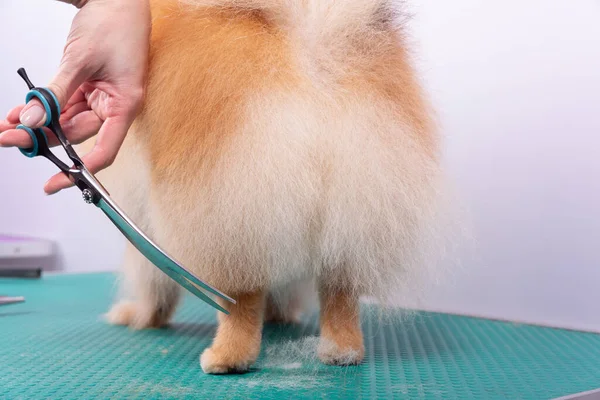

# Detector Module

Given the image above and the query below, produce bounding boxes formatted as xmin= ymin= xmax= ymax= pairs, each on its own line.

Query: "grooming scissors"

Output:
xmin=13 ymin=68 xmax=235 ymax=314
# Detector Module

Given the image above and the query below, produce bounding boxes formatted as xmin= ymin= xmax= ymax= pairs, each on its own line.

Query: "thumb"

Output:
xmin=19 ymin=58 xmax=90 ymax=128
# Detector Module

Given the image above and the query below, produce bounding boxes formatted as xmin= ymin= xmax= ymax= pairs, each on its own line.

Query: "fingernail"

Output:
xmin=20 ymin=105 xmax=46 ymax=127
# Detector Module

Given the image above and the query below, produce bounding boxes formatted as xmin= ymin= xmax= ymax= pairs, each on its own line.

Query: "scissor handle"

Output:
xmin=17 ymin=68 xmax=83 ymax=170
xmin=25 ymin=89 xmax=61 ymax=127
xmin=17 ymin=68 xmax=61 ymax=127
xmin=16 ymin=124 xmax=71 ymax=173
xmin=16 ymin=125 xmax=49 ymax=158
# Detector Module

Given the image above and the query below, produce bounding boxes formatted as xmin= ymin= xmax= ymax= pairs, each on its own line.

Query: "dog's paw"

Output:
xmin=200 ymin=345 xmax=257 ymax=374
xmin=318 ymin=337 xmax=365 ymax=366
xmin=104 ymin=301 xmax=170 ymax=330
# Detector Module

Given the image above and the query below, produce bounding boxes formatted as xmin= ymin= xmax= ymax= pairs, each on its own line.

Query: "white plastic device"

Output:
xmin=0 ymin=234 xmax=54 ymax=259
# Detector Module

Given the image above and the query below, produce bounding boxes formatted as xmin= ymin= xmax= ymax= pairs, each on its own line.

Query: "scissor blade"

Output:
xmin=172 ymin=271 xmax=230 ymax=314
xmin=95 ymin=196 xmax=235 ymax=313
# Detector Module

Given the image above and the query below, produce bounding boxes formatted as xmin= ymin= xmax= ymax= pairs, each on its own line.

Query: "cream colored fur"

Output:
xmin=81 ymin=0 xmax=458 ymax=361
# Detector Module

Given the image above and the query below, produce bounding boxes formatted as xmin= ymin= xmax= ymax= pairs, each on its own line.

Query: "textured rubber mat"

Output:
xmin=1 ymin=273 xmax=600 ymax=399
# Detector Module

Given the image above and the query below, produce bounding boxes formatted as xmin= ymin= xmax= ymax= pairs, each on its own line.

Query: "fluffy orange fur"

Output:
xmin=145 ymin=1 xmax=297 ymax=185
xmin=94 ymin=0 xmax=452 ymax=373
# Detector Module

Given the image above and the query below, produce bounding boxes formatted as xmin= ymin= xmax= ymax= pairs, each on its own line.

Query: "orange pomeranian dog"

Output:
xmin=89 ymin=0 xmax=453 ymax=374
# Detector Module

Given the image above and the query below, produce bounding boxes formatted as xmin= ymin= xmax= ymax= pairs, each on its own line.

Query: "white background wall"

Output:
xmin=0 ymin=1 xmax=125 ymax=274
xmin=1 ymin=0 xmax=599 ymax=331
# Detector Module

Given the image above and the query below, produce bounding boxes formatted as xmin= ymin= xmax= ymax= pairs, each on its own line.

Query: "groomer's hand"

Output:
xmin=0 ymin=0 xmax=151 ymax=194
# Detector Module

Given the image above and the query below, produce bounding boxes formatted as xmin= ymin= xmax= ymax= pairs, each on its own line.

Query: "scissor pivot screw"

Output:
xmin=82 ymin=189 xmax=94 ymax=204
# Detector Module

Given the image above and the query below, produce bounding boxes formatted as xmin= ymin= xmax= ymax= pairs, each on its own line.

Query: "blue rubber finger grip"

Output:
xmin=16 ymin=124 xmax=46 ymax=158
xmin=25 ymin=89 xmax=60 ymax=127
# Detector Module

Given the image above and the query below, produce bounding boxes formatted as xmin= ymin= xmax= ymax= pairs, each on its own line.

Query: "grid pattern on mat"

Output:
xmin=1 ymin=273 xmax=600 ymax=399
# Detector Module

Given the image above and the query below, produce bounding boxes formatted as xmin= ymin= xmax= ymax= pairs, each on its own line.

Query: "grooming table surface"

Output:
xmin=2 ymin=274 xmax=600 ymax=399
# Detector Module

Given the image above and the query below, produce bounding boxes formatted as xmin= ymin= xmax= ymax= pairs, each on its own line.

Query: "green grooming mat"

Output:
xmin=2 ymin=273 xmax=600 ymax=399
